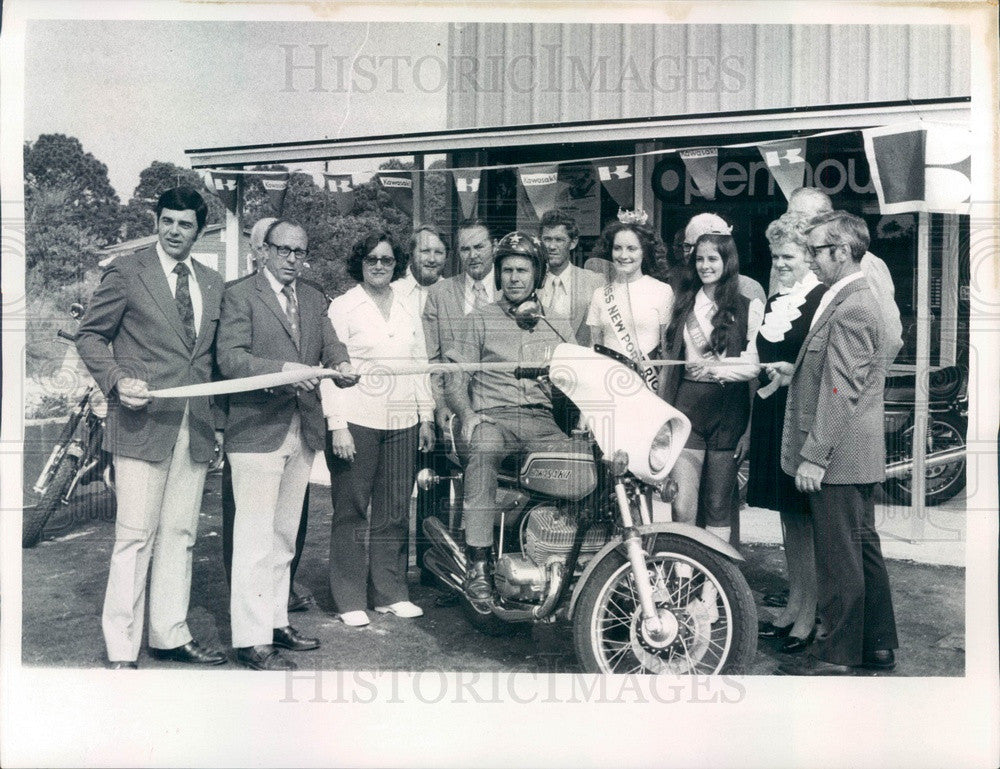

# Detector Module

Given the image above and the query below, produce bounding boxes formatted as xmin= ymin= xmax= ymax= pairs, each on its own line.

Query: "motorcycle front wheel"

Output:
xmin=572 ymin=534 xmax=757 ymax=675
xmin=23 ymin=456 xmax=78 ymax=548
xmin=883 ymin=411 xmax=966 ymax=507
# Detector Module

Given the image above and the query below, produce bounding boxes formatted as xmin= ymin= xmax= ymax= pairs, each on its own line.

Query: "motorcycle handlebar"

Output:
xmin=57 ymin=330 xmax=75 ymax=342
xmin=514 ymin=366 xmax=550 ymax=380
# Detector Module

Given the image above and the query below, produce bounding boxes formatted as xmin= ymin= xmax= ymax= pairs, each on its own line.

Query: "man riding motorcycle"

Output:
xmin=443 ymin=231 xmax=577 ymax=600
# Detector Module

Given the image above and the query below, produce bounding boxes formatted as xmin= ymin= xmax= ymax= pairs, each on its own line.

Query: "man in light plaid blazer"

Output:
xmin=772 ymin=210 xmax=899 ymax=676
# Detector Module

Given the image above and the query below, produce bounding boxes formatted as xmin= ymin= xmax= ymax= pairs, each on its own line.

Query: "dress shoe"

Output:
xmin=273 ymin=625 xmax=320 ymax=651
xmin=780 ymin=626 xmax=817 ymax=654
xmin=107 ymin=660 xmax=138 ymax=670
xmin=340 ymin=610 xmax=370 ymax=627
xmin=235 ymin=644 xmax=297 ymax=671
xmin=375 ymin=601 xmax=424 ymax=618
xmin=778 ymin=656 xmax=854 ymax=676
xmin=758 ymin=620 xmax=793 ymax=639
xmin=762 ymin=591 xmax=789 ymax=608
xmin=288 ymin=588 xmax=314 ymax=613
xmin=861 ymin=649 xmax=897 ymax=671
xmin=150 ymin=640 xmax=226 ymax=666
xmin=463 ymin=547 xmax=493 ymax=601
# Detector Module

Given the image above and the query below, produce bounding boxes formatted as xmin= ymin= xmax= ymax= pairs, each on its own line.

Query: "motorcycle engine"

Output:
xmin=494 ymin=504 xmax=607 ymax=602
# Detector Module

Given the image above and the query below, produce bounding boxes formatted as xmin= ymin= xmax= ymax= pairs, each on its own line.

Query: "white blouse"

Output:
xmin=586 ymin=275 xmax=674 ymax=356
xmin=320 ymin=284 xmax=434 ymax=431
xmin=683 ymin=288 xmax=764 ymax=363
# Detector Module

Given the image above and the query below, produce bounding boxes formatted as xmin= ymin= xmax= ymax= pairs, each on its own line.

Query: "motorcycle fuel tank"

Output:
xmin=519 ymin=451 xmax=597 ymax=500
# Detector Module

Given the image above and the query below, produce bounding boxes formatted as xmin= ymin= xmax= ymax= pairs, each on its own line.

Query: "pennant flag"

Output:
xmin=593 ymin=158 xmax=635 ymax=209
xmin=862 ymin=126 xmax=926 ymax=213
xmin=757 ymin=138 xmax=808 ymax=201
xmin=323 ymin=173 xmax=356 ymax=215
xmin=377 ymin=171 xmax=413 ymax=216
xmin=923 ymin=124 xmax=971 ymax=213
xmin=452 ymin=169 xmax=481 ymax=219
xmin=862 ymin=124 xmax=972 ymax=215
xmin=258 ymin=171 xmax=289 ymax=215
xmin=518 ymin=165 xmax=560 ymax=220
xmin=209 ymin=170 xmax=240 ymax=214
xmin=680 ymin=148 xmax=719 ymax=201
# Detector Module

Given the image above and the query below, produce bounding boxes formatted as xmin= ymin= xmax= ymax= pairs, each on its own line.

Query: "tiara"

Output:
xmin=617 ymin=208 xmax=649 ymax=225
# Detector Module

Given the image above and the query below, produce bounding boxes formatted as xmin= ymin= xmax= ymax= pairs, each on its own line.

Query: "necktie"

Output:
xmin=550 ymin=276 xmax=568 ymax=316
xmin=282 ymin=284 xmax=300 ymax=349
xmin=173 ymin=262 xmax=196 ymax=349
xmin=473 ymin=281 xmax=488 ymax=311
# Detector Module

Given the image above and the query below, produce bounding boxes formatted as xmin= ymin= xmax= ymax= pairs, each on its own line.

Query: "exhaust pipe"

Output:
xmin=423 ymin=549 xmax=464 ymax=593
xmin=884 ymin=446 xmax=966 ymax=479
xmin=421 ymin=516 xmax=468 ymax=579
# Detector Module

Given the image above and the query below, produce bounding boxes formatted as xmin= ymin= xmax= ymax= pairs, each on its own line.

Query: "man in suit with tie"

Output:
xmin=217 ymin=219 xmax=357 ymax=671
xmin=75 ymin=186 xmax=226 ymax=669
xmin=418 ymin=219 xmax=495 ymax=585
xmin=537 ymin=209 xmax=603 ymax=346
xmin=771 ymin=210 xmax=899 ymax=676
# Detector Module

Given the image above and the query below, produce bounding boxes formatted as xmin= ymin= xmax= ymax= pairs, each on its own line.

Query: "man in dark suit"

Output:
xmin=217 ymin=219 xmax=357 ymax=671
xmin=772 ymin=210 xmax=899 ymax=676
xmin=219 ymin=216 xmax=313 ymax=613
xmin=75 ymin=186 xmax=227 ymax=669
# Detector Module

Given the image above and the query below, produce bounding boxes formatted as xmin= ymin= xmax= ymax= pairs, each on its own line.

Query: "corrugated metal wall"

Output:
xmin=447 ymin=24 xmax=970 ymax=129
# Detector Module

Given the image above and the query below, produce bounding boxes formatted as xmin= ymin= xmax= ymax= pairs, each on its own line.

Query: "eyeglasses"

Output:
xmin=806 ymin=243 xmax=839 ymax=258
xmin=363 ymin=256 xmax=396 ymax=266
xmin=681 ymin=242 xmax=695 ymax=254
xmin=268 ymin=243 xmax=308 ymax=259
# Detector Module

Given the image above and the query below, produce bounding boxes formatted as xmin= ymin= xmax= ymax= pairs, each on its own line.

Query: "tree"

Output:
xmin=120 ymin=160 xmax=225 ymax=240
xmin=24 ymin=134 xmax=122 ymax=245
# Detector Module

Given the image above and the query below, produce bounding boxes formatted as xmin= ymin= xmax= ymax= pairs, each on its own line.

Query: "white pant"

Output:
xmin=103 ymin=409 xmax=208 ymax=662
xmin=228 ymin=415 xmax=315 ymax=648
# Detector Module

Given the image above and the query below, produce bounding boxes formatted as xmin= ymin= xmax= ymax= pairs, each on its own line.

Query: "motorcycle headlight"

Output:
xmin=648 ymin=421 xmax=674 ymax=474
xmin=88 ymin=389 xmax=108 ymax=419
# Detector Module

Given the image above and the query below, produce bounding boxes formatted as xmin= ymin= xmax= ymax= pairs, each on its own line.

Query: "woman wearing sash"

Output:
xmin=748 ymin=213 xmax=827 ymax=651
xmin=659 ymin=233 xmax=762 ymax=542
xmin=585 ymin=212 xmax=673 ymax=391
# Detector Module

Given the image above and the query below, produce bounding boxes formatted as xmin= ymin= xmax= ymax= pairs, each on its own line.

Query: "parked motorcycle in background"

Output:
xmin=882 ymin=365 xmax=968 ymax=507
xmin=419 ymin=335 xmax=758 ymax=675
xmin=23 ymin=304 xmax=115 ymax=548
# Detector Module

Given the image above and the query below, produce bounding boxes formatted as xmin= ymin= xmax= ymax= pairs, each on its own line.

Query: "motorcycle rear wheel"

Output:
xmin=883 ymin=411 xmax=966 ymax=507
xmin=573 ymin=534 xmax=757 ymax=675
xmin=23 ymin=456 xmax=78 ymax=548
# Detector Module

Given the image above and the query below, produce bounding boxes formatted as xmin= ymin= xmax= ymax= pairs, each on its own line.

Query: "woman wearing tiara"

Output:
xmin=585 ymin=211 xmax=674 ymax=391
xmin=659 ymin=232 xmax=762 ymax=543
xmin=748 ymin=213 xmax=828 ymax=652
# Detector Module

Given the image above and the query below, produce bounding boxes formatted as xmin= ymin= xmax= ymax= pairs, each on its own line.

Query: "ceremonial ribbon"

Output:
xmin=147 ymin=356 xmax=761 ymax=399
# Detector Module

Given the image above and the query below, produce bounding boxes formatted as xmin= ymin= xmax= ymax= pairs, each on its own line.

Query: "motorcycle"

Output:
xmin=418 ymin=328 xmax=758 ymax=675
xmin=23 ymin=304 xmax=116 ymax=548
xmin=882 ymin=365 xmax=968 ymax=507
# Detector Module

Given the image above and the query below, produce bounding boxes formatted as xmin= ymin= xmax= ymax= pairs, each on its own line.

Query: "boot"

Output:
xmin=463 ymin=546 xmax=493 ymax=601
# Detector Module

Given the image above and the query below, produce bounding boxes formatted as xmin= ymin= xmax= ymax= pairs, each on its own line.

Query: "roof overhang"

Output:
xmin=185 ymin=97 xmax=969 ymax=169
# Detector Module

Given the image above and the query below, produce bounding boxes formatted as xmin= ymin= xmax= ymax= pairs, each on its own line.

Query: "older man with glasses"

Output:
xmin=217 ymin=219 xmax=358 ymax=670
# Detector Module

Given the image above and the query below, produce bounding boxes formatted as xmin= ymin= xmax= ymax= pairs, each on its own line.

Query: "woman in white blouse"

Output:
xmin=586 ymin=218 xmax=673 ymax=388
xmin=658 ymin=233 xmax=762 ymax=543
xmin=321 ymin=232 xmax=435 ymax=627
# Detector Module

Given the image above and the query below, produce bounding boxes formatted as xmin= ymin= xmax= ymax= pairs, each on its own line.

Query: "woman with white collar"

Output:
xmin=748 ymin=213 xmax=828 ymax=653
xmin=321 ymin=231 xmax=435 ymax=628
